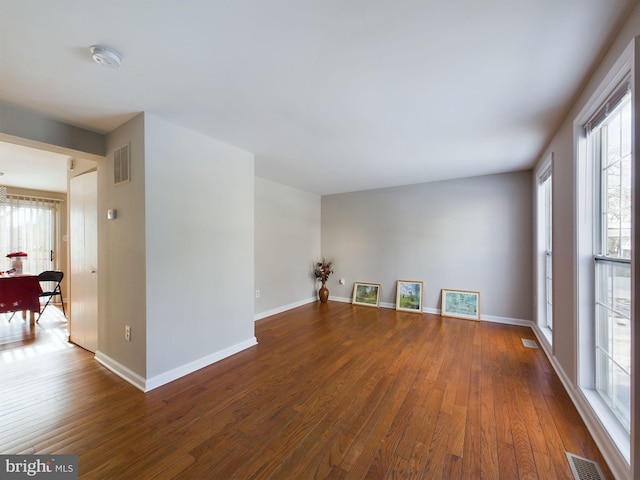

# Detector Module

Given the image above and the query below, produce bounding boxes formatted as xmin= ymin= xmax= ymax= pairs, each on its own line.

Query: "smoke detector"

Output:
xmin=90 ymin=45 xmax=121 ymax=68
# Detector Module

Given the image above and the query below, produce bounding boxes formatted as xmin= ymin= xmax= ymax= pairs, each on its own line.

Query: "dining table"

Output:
xmin=0 ymin=273 xmax=42 ymax=325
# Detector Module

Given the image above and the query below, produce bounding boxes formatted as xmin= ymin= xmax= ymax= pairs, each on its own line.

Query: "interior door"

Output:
xmin=69 ymin=170 xmax=98 ymax=352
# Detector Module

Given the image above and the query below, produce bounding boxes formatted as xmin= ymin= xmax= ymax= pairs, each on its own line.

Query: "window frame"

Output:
xmin=535 ymin=153 xmax=553 ymax=341
xmin=574 ymin=40 xmax=635 ymax=468
xmin=590 ymin=93 xmax=632 ymax=433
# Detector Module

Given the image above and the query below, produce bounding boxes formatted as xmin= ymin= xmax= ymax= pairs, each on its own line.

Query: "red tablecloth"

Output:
xmin=0 ymin=274 xmax=42 ymax=314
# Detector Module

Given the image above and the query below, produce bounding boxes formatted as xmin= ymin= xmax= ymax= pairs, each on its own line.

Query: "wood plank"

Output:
xmin=461 ymin=330 xmax=482 ymax=479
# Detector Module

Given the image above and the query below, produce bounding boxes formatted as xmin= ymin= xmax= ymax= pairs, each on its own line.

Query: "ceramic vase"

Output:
xmin=318 ymin=281 xmax=329 ymax=303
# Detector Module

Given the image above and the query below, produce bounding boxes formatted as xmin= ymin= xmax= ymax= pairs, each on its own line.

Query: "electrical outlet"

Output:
xmin=255 ymin=289 xmax=261 ymax=298
xmin=125 ymin=325 xmax=131 ymax=341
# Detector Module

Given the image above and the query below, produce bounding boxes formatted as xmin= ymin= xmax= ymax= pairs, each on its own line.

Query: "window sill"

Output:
xmin=580 ymin=387 xmax=630 ymax=465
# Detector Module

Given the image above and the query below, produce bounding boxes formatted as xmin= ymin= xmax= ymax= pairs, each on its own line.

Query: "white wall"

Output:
xmin=532 ymin=5 xmax=640 ymax=478
xmin=321 ymin=171 xmax=532 ymax=321
xmin=254 ymin=177 xmax=321 ymax=318
xmin=144 ymin=114 xmax=256 ymax=382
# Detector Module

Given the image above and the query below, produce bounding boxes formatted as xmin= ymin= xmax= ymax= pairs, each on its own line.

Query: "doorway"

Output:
xmin=0 ymin=140 xmax=100 ymax=354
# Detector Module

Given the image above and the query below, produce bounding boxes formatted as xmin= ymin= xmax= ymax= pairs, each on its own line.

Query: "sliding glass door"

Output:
xmin=0 ymin=195 xmax=59 ymax=274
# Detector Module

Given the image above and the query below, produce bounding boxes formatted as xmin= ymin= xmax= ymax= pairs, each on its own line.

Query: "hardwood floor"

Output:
xmin=0 ymin=304 xmax=72 ymax=361
xmin=0 ymin=302 xmax=613 ymax=479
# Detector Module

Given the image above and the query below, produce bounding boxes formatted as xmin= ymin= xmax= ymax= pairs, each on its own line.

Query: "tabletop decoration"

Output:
xmin=6 ymin=251 xmax=27 ymax=274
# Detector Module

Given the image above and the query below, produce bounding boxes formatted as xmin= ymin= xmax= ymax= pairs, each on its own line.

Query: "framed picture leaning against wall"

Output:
xmin=441 ymin=289 xmax=480 ymax=321
xmin=352 ymin=282 xmax=381 ymax=307
xmin=395 ymin=280 xmax=424 ymax=313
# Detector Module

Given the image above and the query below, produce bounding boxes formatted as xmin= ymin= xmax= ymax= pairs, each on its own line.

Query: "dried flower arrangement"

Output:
xmin=313 ymin=258 xmax=334 ymax=283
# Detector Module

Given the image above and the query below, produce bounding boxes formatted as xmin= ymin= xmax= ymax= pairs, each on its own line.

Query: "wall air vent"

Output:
xmin=566 ymin=452 xmax=605 ymax=480
xmin=114 ymin=144 xmax=130 ymax=185
xmin=0 ymin=172 xmax=5 ymax=203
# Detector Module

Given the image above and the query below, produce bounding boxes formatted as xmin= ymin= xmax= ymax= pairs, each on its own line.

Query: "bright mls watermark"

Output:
xmin=0 ymin=455 xmax=77 ymax=479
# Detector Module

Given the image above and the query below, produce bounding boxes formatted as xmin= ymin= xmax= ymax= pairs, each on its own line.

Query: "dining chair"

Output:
xmin=38 ymin=270 xmax=66 ymax=320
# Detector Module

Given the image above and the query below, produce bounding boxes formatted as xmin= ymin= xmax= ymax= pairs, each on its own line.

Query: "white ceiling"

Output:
xmin=0 ymin=142 xmax=69 ymax=193
xmin=0 ymin=1 xmax=635 ymax=195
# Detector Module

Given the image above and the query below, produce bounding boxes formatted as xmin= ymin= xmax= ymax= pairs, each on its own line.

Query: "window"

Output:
xmin=0 ymin=195 xmax=60 ymax=274
xmin=536 ymin=155 xmax=553 ymax=334
xmin=592 ymin=87 xmax=632 ymax=432
xmin=575 ymin=41 xmax=634 ymax=464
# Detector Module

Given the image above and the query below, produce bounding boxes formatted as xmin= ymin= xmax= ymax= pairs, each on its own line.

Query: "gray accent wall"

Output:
xmin=255 ymin=177 xmax=321 ymax=317
xmin=0 ymin=102 xmax=105 ymax=156
xmin=321 ymin=171 xmax=533 ymax=321
xmin=100 ymin=114 xmax=147 ymax=377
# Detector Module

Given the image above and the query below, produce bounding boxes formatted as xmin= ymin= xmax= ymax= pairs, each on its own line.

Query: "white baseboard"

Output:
xmin=331 ymin=296 xmax=397 ymax=309
xmin=95 ymin=336 xmax=258 ymax=393
xmin=331 ymin=296 xmax=352 ymax=304
xmin=94 ymin=350 xmax=147 ymax=392
xmin=144 ymin=337 xmax=257 ymax=391
xmin=329 ymin=297 xmax=530 ymax=326
xmin=255 ymin=297 xmax=316 ymax=321
xmin=481 ymin=314 xmax=532 ymax=327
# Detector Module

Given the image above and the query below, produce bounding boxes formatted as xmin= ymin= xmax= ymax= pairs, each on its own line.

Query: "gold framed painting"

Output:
xmin=441 ymin=289 xmax=480 ymax=321
xmin=352 ymin=282 xmax=381 ymax=308
xmin=395 ymin=280 xmax=424 ymax=313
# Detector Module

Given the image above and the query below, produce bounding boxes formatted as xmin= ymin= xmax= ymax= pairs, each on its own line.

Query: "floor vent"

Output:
xmin=521 ymin=338 xmax=538 ymax=348
xmin=566 ymin=452 xmax=605 ymax=480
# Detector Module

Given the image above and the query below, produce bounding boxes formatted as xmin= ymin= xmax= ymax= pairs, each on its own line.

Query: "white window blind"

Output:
xmin=0 ymin=194 xmax=61 ymax=274
xmin=584 ymin=77 xmax=631 ymax=135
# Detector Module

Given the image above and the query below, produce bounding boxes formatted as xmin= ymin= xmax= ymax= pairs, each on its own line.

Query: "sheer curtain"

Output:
xmin=0 ymin=195 xmax=60 ymax=274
